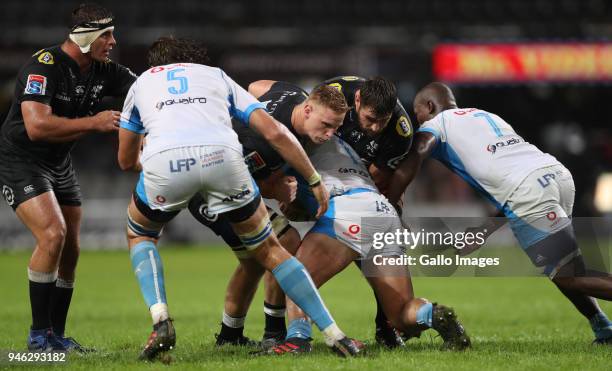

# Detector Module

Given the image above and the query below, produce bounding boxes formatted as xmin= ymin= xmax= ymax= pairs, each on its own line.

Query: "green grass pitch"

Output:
xmin=0 ymin=246 xmax=610 ymax=370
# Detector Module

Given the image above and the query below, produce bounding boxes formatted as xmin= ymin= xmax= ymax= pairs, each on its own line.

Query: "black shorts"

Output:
xmin=524 ymin=224 xmax=581 ymax=278
xmin=0 ymin=145 xmax=81 ymax=210
xmin=188 ymin=194 xmax=292 ymax=256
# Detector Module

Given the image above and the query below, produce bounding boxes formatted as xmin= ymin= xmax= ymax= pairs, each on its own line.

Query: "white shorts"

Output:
xmin=309 ymin=188 xmax=404 ymax=258
xmin=136 ymin=145 xmax=258 ymax=214
xmin=506 ymin=164 xmax=575 ymax=248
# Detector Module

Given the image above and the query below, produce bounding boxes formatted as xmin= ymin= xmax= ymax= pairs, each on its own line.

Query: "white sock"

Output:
xmin=56 ymin=277 xmax=74 ymax=288
xmin=27 ymin=268 xmax=57 ymax=283
xmin=322 ymin=323 xmax=345 ymax=346
xmin=222 ymin=311 xmax=245 ymax=328
xmin=150 ymin=303 xmax=169 ymax=325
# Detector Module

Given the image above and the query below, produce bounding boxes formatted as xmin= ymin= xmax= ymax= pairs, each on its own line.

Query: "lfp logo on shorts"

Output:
xmin=24 ymin=74 xmax=47 ymax=95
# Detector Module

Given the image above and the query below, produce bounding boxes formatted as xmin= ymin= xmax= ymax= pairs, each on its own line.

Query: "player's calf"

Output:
xmin=229 ymin=202 xmax=358 ymax=356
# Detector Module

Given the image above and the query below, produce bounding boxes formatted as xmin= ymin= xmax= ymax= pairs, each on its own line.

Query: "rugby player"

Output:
xmin=118 ymin=37 xmax=363 ymax=360
xmin=264 ymin=134 xmax=470 ymax=354
xmin=387 ymin=82 xmax=612 ymax=344
xmin=187 ymin=82 xmax=349 ymax=348
xmin=0 ymin=3 xmax=136 ymax=352
xmin=319 ymin=76 xmax=415 ymax=346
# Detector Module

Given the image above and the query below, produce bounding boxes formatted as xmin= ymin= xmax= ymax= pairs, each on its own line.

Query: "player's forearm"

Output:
xmin=481 ymin=211 xmax=507 ymax=236
xmin=25 ymin=114 xmax=93 ymax=142
xmin=256 ymin=178 xmax=277 ymax=199
xmin=387 ymin=153 xmax=421 ymax=205
xmin=269 ymin=130 xmax=318 ymax=183
xmin=118 ymin=129 xmax=143 ymax=172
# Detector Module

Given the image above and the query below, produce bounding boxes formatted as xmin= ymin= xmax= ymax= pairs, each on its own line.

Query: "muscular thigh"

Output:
xmin=15 ymin=191 xmax=66 ymax=239
xmin=296 ymin=232 xmax=358 ymax=287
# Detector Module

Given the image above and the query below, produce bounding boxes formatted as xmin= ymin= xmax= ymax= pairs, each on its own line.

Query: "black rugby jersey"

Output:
xmin=1 ymin=45 xmax=136 ymax=165
xmin=233 ymin=81 xmax=308 ymax=180
xmin=321 ymin=76 xmax=414 ymax=170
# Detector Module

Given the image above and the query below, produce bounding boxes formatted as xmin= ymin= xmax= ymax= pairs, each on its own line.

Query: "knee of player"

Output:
xmin=279 ymin=227 xmax=301 ymax=255
xmin=126 ymin=212 xmax=164 ymax=240
xmin=551 ymin=275 xmax=581 ymax=291
xmin=39 ymin=223 xmax=67 ymax=254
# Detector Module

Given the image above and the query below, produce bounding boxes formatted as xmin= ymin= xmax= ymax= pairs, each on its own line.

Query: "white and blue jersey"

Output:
xmin=294 ymin=136 xmax=403 ymax=258
xmin=418 ymin=108 xmax=560 ymax=214
xmin=119 ymin=63 xmax=264 ymax=215
xmin=120 ymin=63 xmax=265 ymax=161
xmin=419 ymin=108 xmax=579 ymax=263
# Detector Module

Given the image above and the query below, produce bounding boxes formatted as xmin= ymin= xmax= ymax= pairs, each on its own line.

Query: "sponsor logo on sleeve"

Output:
xmin=395 ymin=116 xmax=411 ymax=137
xmin=245 ymin=151 xmax=267 ymax=173
xmin=37 ymin=51 xmax=54 ymax=65
xmin=24 ymin=74 xmax=47 ymax=95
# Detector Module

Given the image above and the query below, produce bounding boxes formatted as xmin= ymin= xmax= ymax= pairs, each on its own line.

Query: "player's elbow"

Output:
xmin=118 ymin=154 xmax=138 ymax=171
xmin=415 ymin=142 xmax=431 ymax=159
xmin=247 ymin=81 xmax=259 ymax=95
xmin=261 ymin=124 xmax=287 ymax=145
xmin=24 ymin=121 xmax=45 ymax=142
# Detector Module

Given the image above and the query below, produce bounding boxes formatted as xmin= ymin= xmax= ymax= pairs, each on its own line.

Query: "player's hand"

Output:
xmin=457 ymin=226 xmax=489 ymax=256
xmin=310 ymin=183 xmax=329 ymax=219
xmin=274 ymin=176 xmax=297 ymax=204
xmin=93 ymin=110 xmax=121 ymax=132
xmin=392 ymin=197 xmax=404 ymax=216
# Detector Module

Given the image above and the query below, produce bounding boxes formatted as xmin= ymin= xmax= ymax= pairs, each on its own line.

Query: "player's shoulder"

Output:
xmin=321 ymin=75 xmax=365 ymax=105
xmin=21 ymin=46 xmax=61 ymax=73
xmin=267 ymin=81 xmax=308 ymax=96
xmin=96 ymin=58 xmax=138 ymax=78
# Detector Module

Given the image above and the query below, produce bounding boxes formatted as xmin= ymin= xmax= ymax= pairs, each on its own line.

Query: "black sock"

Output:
xmin=374 ymin=292 xmax=388 ymax=328
xmin=264 ymin=302 xmax=286 ymax=334
xmin=219 ymin=322 xmax=244 ymax=340
xmin=29 ymin=280 xmax=55 ymax=330
xmin=50 ymin=285 xmax=74 ymax=337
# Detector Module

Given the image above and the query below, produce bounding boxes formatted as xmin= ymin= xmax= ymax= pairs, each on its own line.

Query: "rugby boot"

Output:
xmin=329 ymin=336 xmax=365 ymax=357
xmin=431 ymin=304 xmax=471 ymax=350
xmin=27 ymin=328 xmax=66 ymax=352
xmin=375 ymin=321 xmax=405 ymax=348
xmin=138 ymin=319 xmax=176 ymax=361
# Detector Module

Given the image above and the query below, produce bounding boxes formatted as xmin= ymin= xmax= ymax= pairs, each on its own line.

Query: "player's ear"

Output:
xmin=427 ymin=100 xmax=435 ymax=114
xmin=304 ymin=103 xmax=312 ymax=118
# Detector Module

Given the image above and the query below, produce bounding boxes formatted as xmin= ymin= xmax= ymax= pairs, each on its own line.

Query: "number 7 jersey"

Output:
xmin=418 ymin=108 xmax=560 ymax=208
xmin=120 ymin=63 xmax=264 ymax=162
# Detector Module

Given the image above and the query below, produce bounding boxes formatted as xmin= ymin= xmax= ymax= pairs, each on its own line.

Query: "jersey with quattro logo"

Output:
xmin=418 ymin=108 xmax=560 ymax=208
xmin=320 ymin=76 xmax=413 ymax=170
xmin=232 ymin=81 xmax=307 ymax=180
xmin=1 ymin=45 xmax=136 ymax=166
xmin=120 ymin=63 xmax=265 ymax=161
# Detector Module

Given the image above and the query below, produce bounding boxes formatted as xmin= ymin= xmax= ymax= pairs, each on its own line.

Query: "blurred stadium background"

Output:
xmin=1 ymin=0 xmax=612 ymax=249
